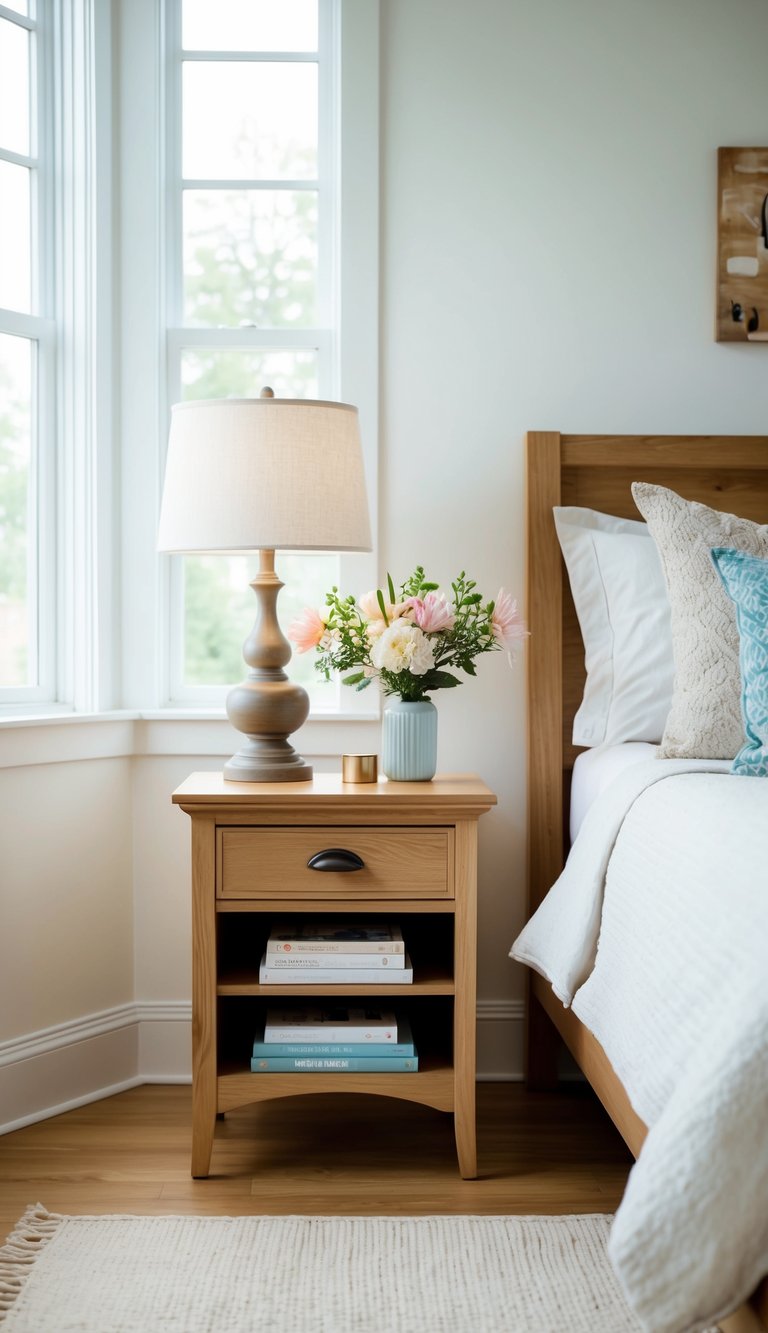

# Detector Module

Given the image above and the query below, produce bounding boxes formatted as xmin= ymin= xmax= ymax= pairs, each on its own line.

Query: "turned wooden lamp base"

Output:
xmin=223 ymin=548 xmax=313 ymax=783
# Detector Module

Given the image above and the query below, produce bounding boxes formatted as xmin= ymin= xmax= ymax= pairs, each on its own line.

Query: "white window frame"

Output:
xmin=0 ymin=0 xmax=116 ymax=719
xmin=0 ymin=0 xmax=57 ymax=708
xmin=119 ymin=0 xmax=378 ymax=721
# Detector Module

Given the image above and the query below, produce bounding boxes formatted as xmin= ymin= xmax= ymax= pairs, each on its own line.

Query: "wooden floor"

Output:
xmin=0 ymin=1083 xmax=632 ymax=1242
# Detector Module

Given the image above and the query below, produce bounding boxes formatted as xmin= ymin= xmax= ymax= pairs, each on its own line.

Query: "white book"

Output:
xmin=264 ymin=1006 xmax=399 ymax=1044
xmin=263 ymin=951 xmax=405 ymax=970
xmin=259 ymin=953 xmax=413 ymax=986
xmin=266 ymin=921 xmax=404 ymax=956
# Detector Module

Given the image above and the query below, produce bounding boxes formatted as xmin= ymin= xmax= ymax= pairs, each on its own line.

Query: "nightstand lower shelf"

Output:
xmin=217 ymin=1060 xmax=455 ymax=1114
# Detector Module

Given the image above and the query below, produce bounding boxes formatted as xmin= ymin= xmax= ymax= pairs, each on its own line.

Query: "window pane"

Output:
xmin=183 ymin=0 xmax=318 ymax=52
xmin=0 ymin=160 xmax=31 ymax=313
xmin=0 ymin=18 xmax=30 ymax=157
xmin=183 ymin=189 xmax=318 ymax=328
xmin=183 ymin=62 xmax=317 ymax=181
xmin=181 ymin=348 xmax=319 ymax=401
xmin=0 ymin=333 xmax=33 ymax=688
xmin=183 ymin=552 xmax=337 ymax=709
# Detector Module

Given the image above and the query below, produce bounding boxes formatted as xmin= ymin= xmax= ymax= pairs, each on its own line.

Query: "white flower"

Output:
xmin=371 ymin=621 xmax=435 ymax=677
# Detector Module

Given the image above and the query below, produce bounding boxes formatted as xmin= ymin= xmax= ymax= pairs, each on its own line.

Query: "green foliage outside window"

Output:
xmin=179 ymin=132 xmax=328 ymax=692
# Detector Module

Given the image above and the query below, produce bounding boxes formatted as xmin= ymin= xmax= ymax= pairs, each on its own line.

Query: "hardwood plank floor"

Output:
xmin=0 ymin=1083 xmax=632 ymax=1242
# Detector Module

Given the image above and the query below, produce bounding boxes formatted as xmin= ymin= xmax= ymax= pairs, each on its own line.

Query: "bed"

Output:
xmin=514 ymin=432 xmax=768 ymax=1333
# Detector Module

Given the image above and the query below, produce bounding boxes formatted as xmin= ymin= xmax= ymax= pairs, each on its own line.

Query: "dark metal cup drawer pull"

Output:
xmin=307 ymin=848 xmax=365 ymax=872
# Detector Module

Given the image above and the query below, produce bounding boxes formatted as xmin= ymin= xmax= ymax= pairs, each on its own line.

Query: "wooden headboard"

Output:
xmin=525 ymin=431 xmax=768 ymax=918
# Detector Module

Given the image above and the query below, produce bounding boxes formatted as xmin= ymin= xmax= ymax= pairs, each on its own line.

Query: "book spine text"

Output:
xmin=250 ymin=1055 xmax=419 ymax=1072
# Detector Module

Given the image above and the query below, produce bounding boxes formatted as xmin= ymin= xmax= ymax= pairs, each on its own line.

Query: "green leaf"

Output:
xmin=342 ymin=671 xmax=366 ymax=686
xmin=387 ymin=573 xmax=396 ymax=604
xmin=355 ymin=678 xmax=372 ymax=691
xmin=376 ymin=588 xmax=389 ymax=624
xmin=423 ymin=670 xmax=462 ymax=690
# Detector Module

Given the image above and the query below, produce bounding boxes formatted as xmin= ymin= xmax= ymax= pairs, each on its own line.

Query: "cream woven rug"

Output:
xmin=0 ymin=1205 xmax=643 ymax=1332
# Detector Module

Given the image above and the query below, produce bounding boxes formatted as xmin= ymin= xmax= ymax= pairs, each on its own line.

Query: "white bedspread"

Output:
xmin=510 ymin=760 xmax=768 ymax=1333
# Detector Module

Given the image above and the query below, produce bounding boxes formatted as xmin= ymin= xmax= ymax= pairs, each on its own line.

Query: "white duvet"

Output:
xmin=510 ymin=759 xmax=768 ymax=1333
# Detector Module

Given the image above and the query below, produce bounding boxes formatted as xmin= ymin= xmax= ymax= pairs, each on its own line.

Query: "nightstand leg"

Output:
xmin=191 ymin=815 xmax=217 ymax=1179
xmin=191 ymin=1101 xmax=216 ymax=1178
xmin=454 ymin=1094 xmax=478 ymax=1179
xmin=454 ymin=819 xmax=479 ymax=1179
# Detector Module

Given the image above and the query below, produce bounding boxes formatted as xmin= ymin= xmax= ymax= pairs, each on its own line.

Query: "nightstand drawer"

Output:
xmin=218 ymin=826 xmax=453 ymax=899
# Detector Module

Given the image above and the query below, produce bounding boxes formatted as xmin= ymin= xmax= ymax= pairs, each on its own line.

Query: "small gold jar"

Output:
xmin=341 ymin=753 xmax=378 ymax=784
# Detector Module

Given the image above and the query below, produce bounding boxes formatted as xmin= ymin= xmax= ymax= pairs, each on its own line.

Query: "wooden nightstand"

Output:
xmin=173 ymin=772 xmax=496 ymax=1179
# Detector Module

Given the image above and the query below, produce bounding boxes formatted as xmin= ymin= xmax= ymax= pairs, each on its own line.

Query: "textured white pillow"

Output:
xmin=632 ymin=482 xmax=768 ymax=759
xmin=553 ymin=506 xmax=674 ymax=747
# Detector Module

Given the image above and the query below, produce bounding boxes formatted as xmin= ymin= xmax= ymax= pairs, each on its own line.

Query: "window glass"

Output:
xmin=0 ymin=161 xmax=31 ymax=314
xmin=181 ymin=348 xmax=319 ymax=400
xmin=0 ymin=17 xmax=30 ymax=157
xmin=183 ymin=62 xmax=317 ymax=180
xmin=183 ymin=552 xmax=337 ymax=706
xmin=0 ymin=333 xmax=33 ymax=688
xmin=183 ymin=189 xmax=318 ymax=328
xmin=182 ymin=0 xmax=318 ymax=53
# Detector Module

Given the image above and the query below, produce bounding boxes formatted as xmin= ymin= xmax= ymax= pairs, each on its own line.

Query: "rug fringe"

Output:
xmin=0 ymin=1204 xmax=63 ymax=1323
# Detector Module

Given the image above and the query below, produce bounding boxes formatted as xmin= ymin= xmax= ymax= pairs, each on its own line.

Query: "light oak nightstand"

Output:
xmin=173 ymin=772 xmax=496 ymax=1179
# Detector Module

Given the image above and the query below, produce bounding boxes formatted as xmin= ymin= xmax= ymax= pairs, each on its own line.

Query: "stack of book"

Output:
xmin=258 ymin=920 xmax=413 ymax=985
xmin=250 ymin=1006 xmax=418 ymax=1073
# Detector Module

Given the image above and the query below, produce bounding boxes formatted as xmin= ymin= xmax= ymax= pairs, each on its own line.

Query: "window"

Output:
xmin=162 ymin=0 xmax=377 ymax=714
xmin=0 ymin=0 xmax=55 ymax=703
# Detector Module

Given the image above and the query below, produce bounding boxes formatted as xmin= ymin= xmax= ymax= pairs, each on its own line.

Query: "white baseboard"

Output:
xmin=0 ymin=1002 xmax=139 ymax=1068
xmin=137 ymin=1001 xmax=192 ymax=1083
xmin=0 ymin=1001 xmax=191 ymax=1135
xmin=1 ymin=1075 xmax=145 ymax=1136
xmin=0 ymin=996 xmax=523 ymax=1134
xmin=476 ymin=999 xmax=524 ymax=1081
xmin=0 ymin=1020 xmax=141 ymax=1135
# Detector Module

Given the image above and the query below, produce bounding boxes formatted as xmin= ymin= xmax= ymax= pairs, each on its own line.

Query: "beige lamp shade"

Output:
xmin=157 ymin=397 xmax=372 ymax=554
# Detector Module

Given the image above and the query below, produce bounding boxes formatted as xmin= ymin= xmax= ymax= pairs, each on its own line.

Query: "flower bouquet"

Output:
xmin=289 ymin=567 xmax=526 ymax=780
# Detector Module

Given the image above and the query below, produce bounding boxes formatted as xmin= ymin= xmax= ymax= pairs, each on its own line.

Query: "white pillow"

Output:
xmin=632 ymin=482 xmax=768 ymax=759
xmin=553 ymin=506 xmax=674 ymax=747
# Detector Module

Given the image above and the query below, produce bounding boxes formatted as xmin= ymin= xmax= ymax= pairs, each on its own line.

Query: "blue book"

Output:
xmin=252 ymin=1012 xmax=415 ymax=1059
xmin=249 ymin=1053 xmax=419 ymax=1073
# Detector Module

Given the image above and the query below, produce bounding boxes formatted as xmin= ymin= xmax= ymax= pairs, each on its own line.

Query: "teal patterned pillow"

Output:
xmin=710 ymin=547 xmax=768 ymax=776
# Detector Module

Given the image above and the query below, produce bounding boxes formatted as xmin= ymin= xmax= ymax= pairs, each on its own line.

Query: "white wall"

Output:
xmin=379 ymin=0 xmax=768 ymax=1019
xmin=0 ymin=759 xmax=133 ymax=1039
xmin=4 ymin=0 xmax=768 ymax=1127
xmin=0 ymin=756 xmax=136 ymax=1128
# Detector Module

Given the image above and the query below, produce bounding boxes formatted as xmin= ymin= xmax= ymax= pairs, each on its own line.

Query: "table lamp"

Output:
xmin=157 ymin=391 xmax=372 ymax=782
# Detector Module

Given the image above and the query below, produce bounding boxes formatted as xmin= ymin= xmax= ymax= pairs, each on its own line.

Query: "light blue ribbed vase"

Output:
xmin=381 ymin=698 xmax=438 ymax=781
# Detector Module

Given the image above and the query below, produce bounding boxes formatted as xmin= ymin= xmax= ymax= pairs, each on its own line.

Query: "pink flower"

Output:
xmin=492 ymin=588 xmax=528 ymax=648
xmin=407 ymin=591 xmax=455 ymax=634
xmin=288 ymin=606 xmax=326 ymax=654
xmin=358 ymin=589 xmax=415 ymax=630
xmin=358 ymin=590 xmax=384 ymax=621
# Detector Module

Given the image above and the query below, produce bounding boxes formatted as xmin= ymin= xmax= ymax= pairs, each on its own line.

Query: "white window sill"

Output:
xmin=0 ymin=708 xmax=382 ymax=769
